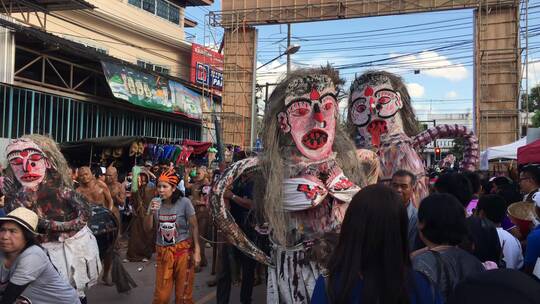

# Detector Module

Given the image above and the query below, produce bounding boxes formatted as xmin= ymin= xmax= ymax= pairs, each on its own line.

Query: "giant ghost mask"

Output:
xmin=349 ymin=75 xmax=405 ymax=147
xmin=6 ymin=139 xmax=51 ymax=191
xmin=277 ymin=75 xmax=337 ymax=161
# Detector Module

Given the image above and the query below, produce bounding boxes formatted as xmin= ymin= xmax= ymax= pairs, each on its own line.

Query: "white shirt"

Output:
xmin=496 ymin=227 xmax=524 ymax=269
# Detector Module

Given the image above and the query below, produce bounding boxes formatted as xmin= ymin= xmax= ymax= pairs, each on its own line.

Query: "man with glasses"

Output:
xmin=519 ymin=166 xmax=540 ymax=204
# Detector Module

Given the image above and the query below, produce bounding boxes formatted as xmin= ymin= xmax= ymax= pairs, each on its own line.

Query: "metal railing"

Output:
xmin=0 ymin=84 xmax=201 ymax=142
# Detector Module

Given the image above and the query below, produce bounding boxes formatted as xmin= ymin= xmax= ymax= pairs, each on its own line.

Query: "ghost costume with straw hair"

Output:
xmin=1 ymin=134 xmax=101 ymax=297
xmin=347 ymin=70 xmax=479 ymax=205
xmin=211 ymin=66 xmax=366 ymax=304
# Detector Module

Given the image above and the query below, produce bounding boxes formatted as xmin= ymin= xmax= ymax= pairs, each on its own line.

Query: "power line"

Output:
xmin=258 ymin=16 xmax=473 ymax=41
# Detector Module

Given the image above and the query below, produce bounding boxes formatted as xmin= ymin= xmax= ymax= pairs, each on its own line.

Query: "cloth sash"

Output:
xmin=282 ymin=173 xmax=360 ymax=212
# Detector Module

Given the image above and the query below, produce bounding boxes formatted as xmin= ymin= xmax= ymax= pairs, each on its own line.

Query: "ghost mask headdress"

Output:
xmin=3 ymin=135 xmax=73 ymax=193
xmin=6 ymin=138 xmax=52 ymax=191
xmin=276 ymin=74 xmax=339 ymax=161
xmin=347 ymin=70 xmax=418 ymax=148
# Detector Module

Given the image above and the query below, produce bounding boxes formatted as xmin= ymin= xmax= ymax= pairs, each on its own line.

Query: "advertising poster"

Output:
xmin=102 ymin=61 xmax=203 ymax=119
xmin=190 ymin=43 xmax=223 ymax=94
xmin=102 ymin=61 xmax=171 ymax=112
xmin=169 ymin=80 xmax=203 ymax=119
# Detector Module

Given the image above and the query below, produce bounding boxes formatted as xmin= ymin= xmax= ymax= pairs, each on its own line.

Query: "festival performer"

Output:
xmin=1 ymin=134 xmax=101 ymax=300
xmin=105 ymin=165 xmax=125 ymax=231
xmin=77 ymin=166 xmax=114 ymax=211
xmin=211 ymin=67 xmax=365 ymax=303
xmin=145 ymin=169 xmax=201 ymax=304
xmin=184 ymin=165 xmax=211 ymax=269
xmin=126 ymin=170 xmax=155 ymax=262
xmin=347 ymin=70 xmax=479 ymax=205
xmin=77 ymin=165 xmax=117 ymax=286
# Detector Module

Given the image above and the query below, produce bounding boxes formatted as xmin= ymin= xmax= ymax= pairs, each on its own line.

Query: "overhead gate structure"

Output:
xmin=210 ymin=0 xmax=521 ymax=150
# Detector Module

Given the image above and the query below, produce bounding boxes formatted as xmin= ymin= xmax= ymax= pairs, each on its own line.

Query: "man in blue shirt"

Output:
xmin=523 ymin=199 xmax=540 ymax=276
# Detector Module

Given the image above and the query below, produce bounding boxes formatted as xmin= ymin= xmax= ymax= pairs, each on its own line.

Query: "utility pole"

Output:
xmin=525 ymin=0 xmax=529 ymax=136
xmin=287 ymin=23 xmax=291 ymax=75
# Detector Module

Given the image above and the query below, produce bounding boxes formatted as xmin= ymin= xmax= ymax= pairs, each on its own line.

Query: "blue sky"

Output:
xmin=185 ymin=2 xmax=540 ymax=118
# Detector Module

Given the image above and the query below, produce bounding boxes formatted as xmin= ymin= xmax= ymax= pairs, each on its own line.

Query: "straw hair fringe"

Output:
xmin=259 ymin=66 xmax=365 ymax=246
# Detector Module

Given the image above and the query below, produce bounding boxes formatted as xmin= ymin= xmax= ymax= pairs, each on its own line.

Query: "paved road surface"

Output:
xmin=86 ymin=246 xmax=266 ymax=303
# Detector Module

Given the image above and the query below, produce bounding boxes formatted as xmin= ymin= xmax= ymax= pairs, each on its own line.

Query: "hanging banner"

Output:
xmin=169 ymin=80 xmax=203 ymax=120
xmin=190 ymin=43 xmax=223 ymax=95
xmin=101 ymin=61 xmax=202 ymax=119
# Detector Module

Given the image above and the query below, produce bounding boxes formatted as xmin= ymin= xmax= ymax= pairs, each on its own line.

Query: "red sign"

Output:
xmin=190 ymin=43 xmax=224 ymax=95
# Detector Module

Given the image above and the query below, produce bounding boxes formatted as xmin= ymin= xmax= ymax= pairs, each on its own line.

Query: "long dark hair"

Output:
xmin=327 ymin=184 xmax=411 ymax=304
xmin=0 ymin=221 xmax=41 ymax=252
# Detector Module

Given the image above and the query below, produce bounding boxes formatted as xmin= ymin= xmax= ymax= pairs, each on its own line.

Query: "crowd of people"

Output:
xmin=1 ymin=138 xmax=540 ymax=304
xmin=0 ymin=66 xmax=540 ymax=304
xmin=311 ymin=166 xmax=540 ymax=303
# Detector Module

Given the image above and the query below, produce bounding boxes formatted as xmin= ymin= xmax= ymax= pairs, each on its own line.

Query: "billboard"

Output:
xmin=102 ymin=61 xmax=203 ymax=119
xmin=190 ymin=43 xmax=223 ymax=94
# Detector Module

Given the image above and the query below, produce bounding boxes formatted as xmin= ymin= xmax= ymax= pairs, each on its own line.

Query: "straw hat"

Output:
xmin=507 ymin=202 xmax=535 ymax=221
xmin=0 ymin=207 xmax=39 ymax=234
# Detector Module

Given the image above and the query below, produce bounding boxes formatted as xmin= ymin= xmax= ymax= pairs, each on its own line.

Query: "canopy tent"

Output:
xmin=480 ymin=137 xmax=527 ymax=170
xmin=518 ymin=139 xmax=540 ymax=165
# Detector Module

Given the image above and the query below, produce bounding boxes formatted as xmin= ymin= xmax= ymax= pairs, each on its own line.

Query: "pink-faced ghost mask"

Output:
xmin=6 ymin=139 xmax=51 ymax=191
xmin=277 ymin=75 xmax=338 ymax=161
xmin=349 ymin=77 xmax=403 ymax=147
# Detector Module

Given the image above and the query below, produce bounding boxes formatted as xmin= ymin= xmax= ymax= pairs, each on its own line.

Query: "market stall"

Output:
xmin=60 ymin=136 xmax=215 ymax=171
xmin=518 ymin=139 xmax=540 ymax=166
xmin=480 ymin=137 xmax=527 ymax=170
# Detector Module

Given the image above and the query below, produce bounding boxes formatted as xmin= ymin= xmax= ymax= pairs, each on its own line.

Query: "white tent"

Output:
xmin=480 ymin=137 xmax=527 ymax=170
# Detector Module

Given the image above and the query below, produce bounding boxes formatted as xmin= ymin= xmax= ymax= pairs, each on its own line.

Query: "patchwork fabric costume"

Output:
xmin=347 ymin=71 xmax=479 ymax=205
xmin=211 ymin=69 xmax=365 ymax=303
xmin=1 ymin=135 xmax=101 ymax=297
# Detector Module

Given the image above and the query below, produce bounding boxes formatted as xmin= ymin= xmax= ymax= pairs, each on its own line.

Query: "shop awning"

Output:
xmin=518 ymin=139 xmax=540 ymax=165
xmin=182 ymin=139 xmax=212 ymax=154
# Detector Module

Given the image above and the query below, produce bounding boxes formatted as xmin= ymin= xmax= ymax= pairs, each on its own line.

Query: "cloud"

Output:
xmin=390 ymin=51 xmax=468 ymax=82
xmin=406 ymin=83 xmax=425 ymax=98
xmin=301 ymin=53 xmax=351 ymax=67
xmin=445 ymin=91 xmax=458 ymax=98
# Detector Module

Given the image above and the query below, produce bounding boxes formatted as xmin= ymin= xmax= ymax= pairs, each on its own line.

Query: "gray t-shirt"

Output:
xmin=0 ymin=245 xmax=80 ymax=304
xmin=154 ymin=197 xmax=196 ymax=246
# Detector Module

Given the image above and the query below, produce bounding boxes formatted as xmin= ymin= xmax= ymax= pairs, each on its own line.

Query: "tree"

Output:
xmin=449 ymin=137 xmax=466 ymax=163
xmin=532 ymin=110 xmax=540 ymax=128
xmin=521 ymin=85 xmax=540 ymax=112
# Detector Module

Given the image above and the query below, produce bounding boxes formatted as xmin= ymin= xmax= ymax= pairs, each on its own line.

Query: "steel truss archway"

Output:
xmin=210 ymin=0 xmax=521 ymax=150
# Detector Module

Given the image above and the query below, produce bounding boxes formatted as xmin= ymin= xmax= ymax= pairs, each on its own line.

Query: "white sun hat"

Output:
xmin=0 ymin=207 xmax=39 ymax=234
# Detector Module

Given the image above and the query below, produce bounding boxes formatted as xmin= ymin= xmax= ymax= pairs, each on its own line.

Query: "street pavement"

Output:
xmin=86 ymin=245 xmax=266 ymax=303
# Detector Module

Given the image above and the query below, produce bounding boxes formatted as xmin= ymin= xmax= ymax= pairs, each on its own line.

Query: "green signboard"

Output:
xmin=101 ymin=61 xmax=202 ymax=119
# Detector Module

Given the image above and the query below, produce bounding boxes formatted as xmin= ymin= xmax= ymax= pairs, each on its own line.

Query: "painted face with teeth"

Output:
xmin=278 ymin=80 xmax=337 ymax=161
xmin=6 ymin=139 xmax=50 ymax=191
xmin=349 ymin=79 xmax=404 ymax=147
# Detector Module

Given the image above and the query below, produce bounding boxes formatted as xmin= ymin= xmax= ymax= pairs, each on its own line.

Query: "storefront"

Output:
xmin=0 ymin=18 xmax=215 ymax=144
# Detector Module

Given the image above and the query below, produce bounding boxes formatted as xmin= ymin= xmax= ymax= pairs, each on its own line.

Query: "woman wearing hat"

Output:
xmin=0 ymin=207 xmax=80 ymax=303
xmin=145 ymin=169 xmax=201 ymax=304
